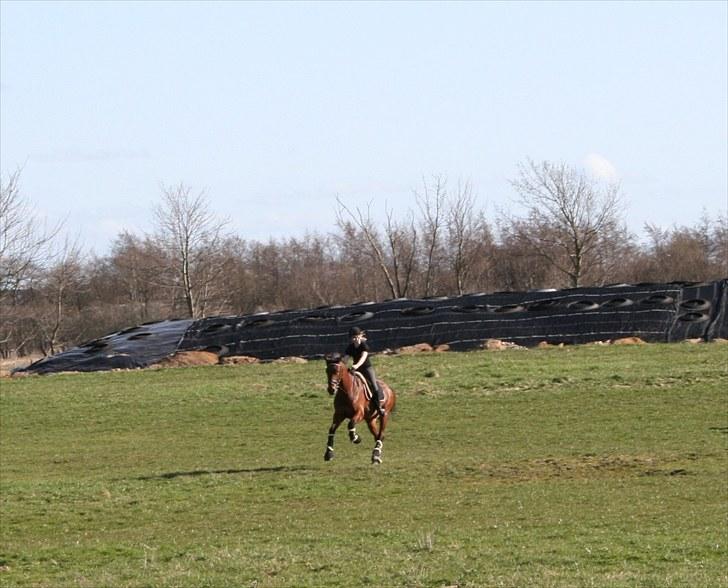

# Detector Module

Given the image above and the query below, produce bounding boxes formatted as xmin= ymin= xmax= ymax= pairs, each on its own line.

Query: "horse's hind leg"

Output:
xmin=366 ymin=415 xmax=387 ymax=464
xmin=348 ymin=419 xmax=362 ymax=444
xmin=371 ymin=439 xmax=383 ymax=464
xmin=324 ymin=416 xmax=343 ymax=461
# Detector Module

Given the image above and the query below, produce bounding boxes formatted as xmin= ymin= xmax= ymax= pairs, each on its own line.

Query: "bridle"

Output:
xmin=327 ymin=362 xmax=342 ymax=395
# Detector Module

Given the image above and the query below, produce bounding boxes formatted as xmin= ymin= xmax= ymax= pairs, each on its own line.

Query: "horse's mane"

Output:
xmin=324 ymin=352 xmax=343 ymax=363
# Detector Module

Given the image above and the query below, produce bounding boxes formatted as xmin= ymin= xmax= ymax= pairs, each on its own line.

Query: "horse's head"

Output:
xmin=324 ymin=352 xmax=345 ymax=396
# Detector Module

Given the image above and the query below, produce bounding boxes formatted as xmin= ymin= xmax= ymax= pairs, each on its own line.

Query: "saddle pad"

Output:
xmin=353 ymin=371 xmax=373 ymax=401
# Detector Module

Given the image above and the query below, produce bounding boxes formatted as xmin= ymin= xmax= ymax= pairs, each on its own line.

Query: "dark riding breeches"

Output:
xmin=360 ymin=366 xmax=384 ymax=406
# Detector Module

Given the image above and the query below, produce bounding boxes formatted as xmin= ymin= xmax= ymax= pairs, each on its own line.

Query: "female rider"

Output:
xmin=344 ymin=326 xmax=386 ymax=416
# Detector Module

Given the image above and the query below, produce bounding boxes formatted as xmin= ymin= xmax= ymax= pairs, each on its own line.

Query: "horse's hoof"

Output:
xmin=324 ymin=452 xmax=334 ymax=461
xmin=371 ymin=456 xmax=382 ymax=464
xmin=353 ymin=436 xmax=362 ymax=444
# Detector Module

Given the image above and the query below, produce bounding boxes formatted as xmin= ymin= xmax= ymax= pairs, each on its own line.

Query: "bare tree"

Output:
xmin=384 ymin=205 xmax=418 ymax=297
xmin=711 ymin=214 xmax=728 ymax=277
xmin=0 ymin=169 xmax=65 ymax=357
xmin=281 ymin=234 xmax=340 ymax=308
xmin=415 ymin=176 xmax=447 ymax=297
xmin=106 ymin=231 xmax=168 ymax=322
xmin=638 ymin=213 xmax=727 ymax=282
xmin=509 ymin=159 xmax=624 ymax=287
xmin=332 ymin=218 xmax=384 ymax=301
xmin=0 ymin=169 xmax=62 ymax=303
xmin=445 ymin=179 xmax=492 ymax=295
xmin=35 ymin=237 xmax=84 ymax=355
xmin=153 ymin=183 xmax=229 ymax=318
xmin=494 ymin=217 xmax=571 ymax=291
xmin=336 ymin=197 xmax=418 ymax=299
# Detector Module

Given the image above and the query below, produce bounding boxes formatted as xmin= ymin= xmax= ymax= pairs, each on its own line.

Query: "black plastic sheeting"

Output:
xmin=18 ymin=280 xmax=727 ymax=375
xmin=20 ymin=319 xmax=194 ymax=375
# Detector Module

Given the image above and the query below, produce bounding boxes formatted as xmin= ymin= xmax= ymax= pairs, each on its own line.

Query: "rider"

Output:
xmin=344 ymin=326 xmax=386 ymax=416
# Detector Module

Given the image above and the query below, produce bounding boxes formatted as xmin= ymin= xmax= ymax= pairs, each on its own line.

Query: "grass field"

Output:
xmin=1 ymin=343 xmax=726 ymax=587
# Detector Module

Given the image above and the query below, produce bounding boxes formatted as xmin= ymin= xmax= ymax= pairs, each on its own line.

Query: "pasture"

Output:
xmin=1 ymin=343 xmax=726 ymax=587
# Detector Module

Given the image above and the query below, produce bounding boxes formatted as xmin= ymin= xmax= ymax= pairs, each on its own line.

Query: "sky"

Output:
xmin=1 ymin=1 xmax=727 ymax=254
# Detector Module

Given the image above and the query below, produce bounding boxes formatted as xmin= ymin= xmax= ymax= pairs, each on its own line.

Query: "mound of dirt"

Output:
xmin=221 ymin=355 xmax=260 ymax=365
xmin=482 ymin=339 xmax=526 ymax=351
xmin=396 ymin=343 xmax=434 ymax=354
xmin=151 ymin=351 xmax=221 ymax=368
xmin=612 ymin=337 xmax=647 ymax=345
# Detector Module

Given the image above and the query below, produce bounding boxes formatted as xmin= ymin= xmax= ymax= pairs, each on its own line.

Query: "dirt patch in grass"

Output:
xmin=447 ymin=454 xmax=694 ymax=483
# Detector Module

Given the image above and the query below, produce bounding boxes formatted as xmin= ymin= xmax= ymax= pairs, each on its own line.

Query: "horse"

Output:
xmin=323 ymin=353 xmax=397 ymax=464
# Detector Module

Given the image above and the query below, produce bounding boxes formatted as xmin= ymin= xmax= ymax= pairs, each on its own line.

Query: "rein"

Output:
xmin=329 ymin=372 xmax=340 ymax=394
xmin=329 ymin=362 xmax=372 ymax=402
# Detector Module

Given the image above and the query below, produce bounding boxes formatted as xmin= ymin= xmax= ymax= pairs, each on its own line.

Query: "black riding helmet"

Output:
xmin=349 ymin=326 xmax=363 ymax=337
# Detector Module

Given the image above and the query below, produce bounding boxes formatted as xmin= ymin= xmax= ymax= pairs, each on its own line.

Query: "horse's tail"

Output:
xmin=383 ymin=382 xmax=396 ymax=413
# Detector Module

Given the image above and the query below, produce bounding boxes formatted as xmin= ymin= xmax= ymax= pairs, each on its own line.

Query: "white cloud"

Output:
xmin=583 ymin=153 xmax=619 ymax=181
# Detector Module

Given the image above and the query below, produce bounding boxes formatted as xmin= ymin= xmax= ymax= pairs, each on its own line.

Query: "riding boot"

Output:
xmin=374 ymin=384 xmax=386 ymax=417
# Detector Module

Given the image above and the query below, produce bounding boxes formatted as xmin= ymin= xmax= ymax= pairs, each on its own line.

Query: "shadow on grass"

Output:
xmin=136 ymin=465 xmax=311 ymax=481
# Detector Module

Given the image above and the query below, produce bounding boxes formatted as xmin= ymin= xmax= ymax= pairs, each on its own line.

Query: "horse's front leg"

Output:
xmin=324 ymin=416 xmax=344 ymax=461
xmin=348 ymin=419 xmax=362 ymax=444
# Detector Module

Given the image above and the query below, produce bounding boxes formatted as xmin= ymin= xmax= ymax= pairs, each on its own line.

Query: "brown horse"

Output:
xmin=324 ymin=353 xmax=396 ymax=464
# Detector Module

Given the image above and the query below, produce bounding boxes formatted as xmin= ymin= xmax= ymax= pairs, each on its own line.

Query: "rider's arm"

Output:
xmin=352 ymin=351 xmax=368 ymax=370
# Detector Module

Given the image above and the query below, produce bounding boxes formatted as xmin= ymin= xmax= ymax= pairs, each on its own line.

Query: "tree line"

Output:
xmin=1 ymin=161 xmax=726 ymax=358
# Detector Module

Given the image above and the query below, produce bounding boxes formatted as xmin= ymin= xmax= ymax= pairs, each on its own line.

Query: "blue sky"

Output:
xmin=1 ymin=1 xmax=726 ymax=254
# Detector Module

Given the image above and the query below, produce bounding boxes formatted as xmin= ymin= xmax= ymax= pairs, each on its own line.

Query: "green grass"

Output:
xmin=1 ymin=343 xmax=726 ymax=587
